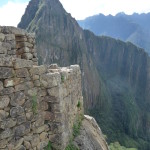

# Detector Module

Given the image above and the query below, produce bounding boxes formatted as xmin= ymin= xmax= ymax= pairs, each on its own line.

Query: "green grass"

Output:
xmin=76 ymin=101 xmax=81 ymax=109
xmin=61 ymin=75 xmax=65 ymax=83
xmin=44 ymin=141 xmax=53 ymax=150
xmin=109 ymin=142 xmax=137 ymax=150
xmin=32 ymin=94 xmax=38 ymax=114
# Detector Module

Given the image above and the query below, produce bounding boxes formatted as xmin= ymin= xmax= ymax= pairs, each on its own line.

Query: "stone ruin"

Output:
xmin=0 ymin=26 xmax=83 ymax=150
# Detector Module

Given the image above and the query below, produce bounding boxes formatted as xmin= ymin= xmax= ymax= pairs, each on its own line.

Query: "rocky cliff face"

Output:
xmin=18 ymin=0 xmax=150 ymax=149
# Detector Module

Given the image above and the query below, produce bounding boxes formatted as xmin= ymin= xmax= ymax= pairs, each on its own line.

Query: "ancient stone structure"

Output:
xmin=0 ymin=26 xmax=83 ymax=150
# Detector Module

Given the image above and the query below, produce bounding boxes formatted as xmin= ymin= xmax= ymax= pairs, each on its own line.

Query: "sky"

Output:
xmin=0 ymin=0 xmax=150 ymax=27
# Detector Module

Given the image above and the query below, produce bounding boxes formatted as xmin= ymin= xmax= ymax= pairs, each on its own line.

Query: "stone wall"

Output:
xmin=0 ymin=26 xmax=83 ymax=150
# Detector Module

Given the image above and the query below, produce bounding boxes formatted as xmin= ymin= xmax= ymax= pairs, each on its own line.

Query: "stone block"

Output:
xmin=0 ymin=57 xmax=13 ymax=67
xmin=31 ymin=135 xmax=40 ymax=148
xmin=0 ymin=139 xmax=7 ymax=149
xmin=7 ymin=49 xmax=16 ymax=55
xmin=15 ymin=36 xmax=27 ymax=42
xmin=0 ymin=87 xmax=14 ymax=95
xmin=0 ymin=118 xmax=17 ymax=129
xmin=47 ymin=86 xmax=59 ymax=97
xmin=22 ymin=53 xmax=33 ymax=60
xmin=4 ymin=78 xmax=14 ymax=87
xmin=10 ymin=91 xmax=25 ymax=106
xmin=0 ymin=67 xmax=14 ymax=79
xmin=0 ymin=33 xmax=5 ymax=41
xmin=40 ymin=72 xmax=61 ymax=88
xmin=0 ymin=95 xmax=10 ymax=109
xmin=17 ymin=47 xmax=30 ymax=55
xmin=10 ymin=106 xmax=24 ymax=117
xmin=29 ymin=65 xmax=47 ymax=76
xmin=37 ymin=141 xmax=48 ymax=150
xmin=0 ymin=110 xmax=8 ymax=121
xmin=16 ymin=42 xmax=33 ymax=49
xmin=5 ymin=34 xmax=15 ymax=41
xmin=0 ymin=81 xmax=3 ymax=91
xmin=17 ymin=115 xmax=26 ymax=125
xmin=14 ymin=59 xmax=33 ymax=69
xmin=15 ymin=81 xmax=34 ymax=92
xmin=0 ymin=128 xmax=13 ymax=140
xmin=15 ymin=68 xmax=29 ymax=78
xmin=24 ymin=140 xmax=31 ymax=149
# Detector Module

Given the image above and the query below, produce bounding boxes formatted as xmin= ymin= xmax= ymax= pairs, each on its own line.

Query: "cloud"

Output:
xmin=0 ymin=1 xmax=28 ymax=27
xmin=60 ymin=0 xmax=150 ymax=20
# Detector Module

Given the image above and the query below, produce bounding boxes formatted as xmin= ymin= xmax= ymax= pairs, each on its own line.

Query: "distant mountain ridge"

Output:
xmin=78 ymin=13 xmax=150 ymax=54
xmin=18 ymin=1 xmax=150 ymax=149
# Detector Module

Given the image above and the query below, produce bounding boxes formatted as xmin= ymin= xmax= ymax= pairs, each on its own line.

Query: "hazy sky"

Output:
xmin=0 ymin=0 xmax=150 ymax=27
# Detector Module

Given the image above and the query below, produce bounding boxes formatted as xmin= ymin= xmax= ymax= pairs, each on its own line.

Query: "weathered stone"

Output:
xmin=4 ymin=78 xmax=14 ymax=87
xmin=13 ymin=138 xmax=24 ymax=149
xmin=29 ymin=65 xmax=47 ymax=76
xmin=38 ymin=101 xmax=48 ymax=111
xmin=10 ymin=106 xmax=24 ymax=117
xmin=40 ymin=72 xmax=61 ymax=88
xmin=22 ymin=53 xmax=33 ymax=60
xmin=15 ymin=145 xmax=26 ymax=150
xmin=15 ymin=36 xmax=27 ymax=42
xmin=7 ymin=49 xmax=16 ymax=55
xmin=0 ymin=67 xmax=14 ymax=79
xmin=40 ymin=132 xmax=48 ymax=141
xmin=0 ymin=139 xmax=7 ymax=149
xmin=0 ymin=45 xmax=7 ymax=54
xmin=15 ymin=81 xmax=34 ymax=92
xmin=0 ymin=128 xmax=13 ymax=140
xmin=0 ymin=81 xmax=3 ymax=91
xmin=5 ymin=34 xmax=15 ymax=41
xmin=14 ymin=122 xmax=31 ymax=137
xmin=14 ymin=59 xmax=33 ymax=69
xmin=0 ymin=33 xmax=5 ymax=41
xmin=0 ymin=118 xmax=17 ymax=129
xmin=24 ymin=141 xmax=31 ymax=149
xmin=17 ymin=47 xmax=30 ymax=55
xmin=0 ymin=95 xmax=10 ymax=109
xmin=16 ymin=42 xmax=33 ymax=49
xmin=47 ymin=87 xmax=59 ymax=97
xmin=34 ymin=80 xmax=41 ymax=87
xmin=1 ymin=26 xmax=26 ymax=35
xmin=26 ymin=112 xmax=33 ymax=120
xmin=34 ymin=125 xmax=47 ymax=134
xmin=48 ymin=64 xmax=59 ymax=69
xmin=15 ymin=68 xmax=29 ymax=78
xmin=43 ymin=111 xmax=54 ymax=121
xmin=0 ymin=57 xmax=13 ymax=67
xmin=2 ymin=42 xmax=12 ymax=50
xmin=10 ymin=91 xmax=25 ymax=106
xmin=17 ymin=115 xmax=26 ymax=125
xmin=32 ymin=75 xmax=39 ymax=80
xmin=0 ymin=110 xmax=7 ymax=121
xmin=31 ymin=135 xmax=40 ymax=148
xmin=0 ymin=87 xmax=14 ymax=95
xmin=37 ymin=141 xmax=48 ymax=150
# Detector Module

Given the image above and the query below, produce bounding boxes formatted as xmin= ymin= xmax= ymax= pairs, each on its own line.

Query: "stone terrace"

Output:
xmin=0 ymin=26 xmax=83 ymax=150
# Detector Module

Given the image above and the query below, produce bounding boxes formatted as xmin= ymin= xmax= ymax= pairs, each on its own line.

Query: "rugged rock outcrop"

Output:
xmin=74 ymin=115 xmax=109 ymax=150
xmin=18 ymin=0 xmax=150 ymax=149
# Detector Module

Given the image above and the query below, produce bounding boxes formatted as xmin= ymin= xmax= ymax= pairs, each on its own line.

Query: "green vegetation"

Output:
xmin=65 ymin=141 xmax=79 ymax=150
xmin=109 ymin=142 xmax=137 ymax=150
xmin=76 ymin=101 xmax=81 ymax=109
xmin=65 ymin=111 xmax=83 ymax=150
xmin=44 ymin=141 xmax=53 ymax=150
xmin=61 ymin=75 xmax=65 ymax=83
xmin=32 ymin=94 xmax=38 ymax=114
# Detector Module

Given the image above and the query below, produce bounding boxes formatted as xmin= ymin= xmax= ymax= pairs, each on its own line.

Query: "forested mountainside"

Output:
xmin=78 ymin=13 xmax=150 ymax=55
xmin=18 ymin=0 xmax=150 ymax=149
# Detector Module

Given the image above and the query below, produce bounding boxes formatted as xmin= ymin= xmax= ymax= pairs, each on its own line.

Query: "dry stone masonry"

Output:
xmin=0 ymin=26 xmax=83 ymax=150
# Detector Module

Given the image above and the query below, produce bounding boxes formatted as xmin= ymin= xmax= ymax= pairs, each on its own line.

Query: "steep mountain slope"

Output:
xmin=18 ymin=0 xmax=150 ymax=149
xmin=78 ymin=13 xmax=150 ymax=54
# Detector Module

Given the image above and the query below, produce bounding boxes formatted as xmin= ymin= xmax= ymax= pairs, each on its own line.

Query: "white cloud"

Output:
xmin=59 ymin=0 xmax=150 ymax=20
xmin=0 ymin=1 xmax=28 ymax=27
